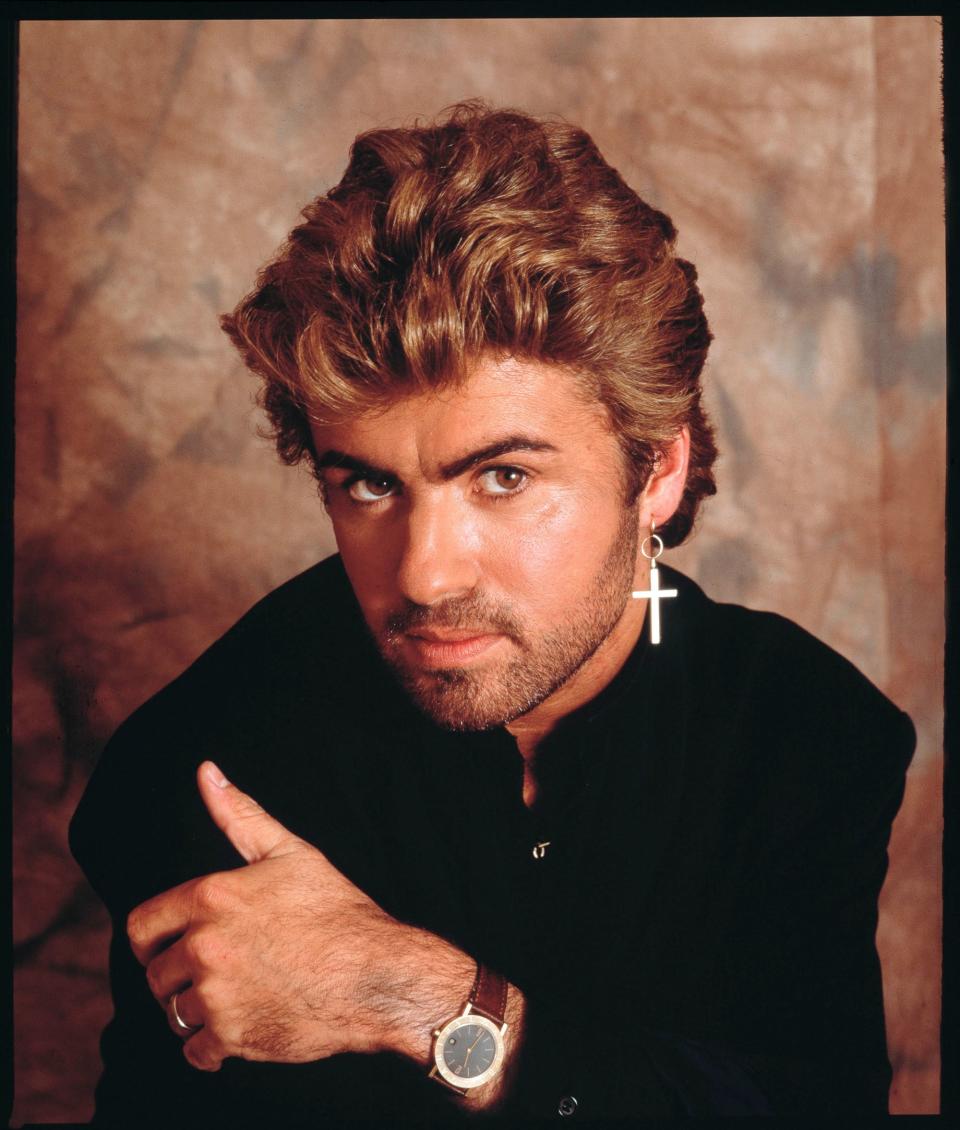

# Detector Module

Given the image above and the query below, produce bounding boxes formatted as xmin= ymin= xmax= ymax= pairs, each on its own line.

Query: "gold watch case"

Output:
xmin=429 ymin=1002 xmax=508 ymax=1090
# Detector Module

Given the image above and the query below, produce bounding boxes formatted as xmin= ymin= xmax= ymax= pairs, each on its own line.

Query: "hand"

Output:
xmin=127 ymin=761 xmax=471 ymax=1072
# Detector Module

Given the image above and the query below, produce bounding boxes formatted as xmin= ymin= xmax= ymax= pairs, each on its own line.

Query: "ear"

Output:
xmin=640 ymin=427 xmax=690 ymax=530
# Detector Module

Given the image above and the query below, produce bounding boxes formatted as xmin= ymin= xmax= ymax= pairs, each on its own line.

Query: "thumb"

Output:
xmin=197 ymin=761 xmax=304 ymax=864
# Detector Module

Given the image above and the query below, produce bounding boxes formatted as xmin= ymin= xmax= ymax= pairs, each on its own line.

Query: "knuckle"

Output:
xmin=184 ymin=926 xmax=218 ymax=966
xmin=191 ymin=978 xmax=215 ymax=1011
xmin=126 ymin=908 xmax=145 ymax=946
xmin=193 ymin=875 xmax=231 ymax=913
xmin=183 ymin=1039 xmax=214 ymax=1071
xmin=144 ymin=963 xmax=164 ymax=1000
xmin=236 ymin=796 xmax=265 ymax=818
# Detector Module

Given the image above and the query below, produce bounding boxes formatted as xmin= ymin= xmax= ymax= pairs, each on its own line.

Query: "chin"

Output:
xmin=394 ymin=663 xmax=564 ymax=732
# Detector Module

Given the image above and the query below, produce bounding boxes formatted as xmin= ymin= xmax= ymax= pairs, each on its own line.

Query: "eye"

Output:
xmin=477 ymin=466 xmax=528 ymax=496
xmin=346 ymin=475 xmax=397 ymax=503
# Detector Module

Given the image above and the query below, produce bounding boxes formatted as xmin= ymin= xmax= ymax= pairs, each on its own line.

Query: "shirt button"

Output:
xmin=558 ymin=1095 xmax=578 ymax=1117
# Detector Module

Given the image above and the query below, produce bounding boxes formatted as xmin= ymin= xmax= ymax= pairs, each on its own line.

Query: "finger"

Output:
xmin=166 ymin=986 xmax=204 ymax=1038
xmin=182 ymin=1026 xmax=224 ymax=1072
xmin=197 ymin=760 xmax=305 ymax=864
xmin=127 ymin=878 xmax=200 ymax=966
xmin=146 ymin=937 xmax=193 ymax=1006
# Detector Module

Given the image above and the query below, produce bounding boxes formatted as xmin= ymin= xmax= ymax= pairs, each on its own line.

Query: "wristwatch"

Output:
xmin=429 ymin=963 xmax=509 ymax=1093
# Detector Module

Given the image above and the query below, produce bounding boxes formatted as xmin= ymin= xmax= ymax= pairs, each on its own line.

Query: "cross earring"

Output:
xmin=632 ymin=518 xmax=677 ymax=645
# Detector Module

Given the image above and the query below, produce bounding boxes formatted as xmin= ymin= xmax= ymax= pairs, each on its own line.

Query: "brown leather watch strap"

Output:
xmin=469 ymin=963 xmax=508 ymax=1025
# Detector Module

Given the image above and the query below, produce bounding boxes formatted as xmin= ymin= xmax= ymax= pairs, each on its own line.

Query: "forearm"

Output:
xmin=366 ymin=923 xmax=526 ymax=1110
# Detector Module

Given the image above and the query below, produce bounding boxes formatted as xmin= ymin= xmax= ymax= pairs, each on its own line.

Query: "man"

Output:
xmin=70 ymin=103 xmax=914 ymax=1122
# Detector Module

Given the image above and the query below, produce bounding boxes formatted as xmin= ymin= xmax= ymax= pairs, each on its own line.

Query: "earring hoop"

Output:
xmin=640 ymin=518 xmax=664 ymax=563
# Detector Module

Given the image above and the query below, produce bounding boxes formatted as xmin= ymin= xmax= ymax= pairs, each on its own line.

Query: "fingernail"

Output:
xmin=205 ymin=762 xmax=229 ymax=788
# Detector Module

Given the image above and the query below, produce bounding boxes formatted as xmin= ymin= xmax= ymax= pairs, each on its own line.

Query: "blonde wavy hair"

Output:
xmin=221 ymin=102 xmax=717 ymax=546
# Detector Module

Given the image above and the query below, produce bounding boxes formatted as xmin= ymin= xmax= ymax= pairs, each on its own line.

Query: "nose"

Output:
xmin=395 ymin=493 xmax=479 ymax=607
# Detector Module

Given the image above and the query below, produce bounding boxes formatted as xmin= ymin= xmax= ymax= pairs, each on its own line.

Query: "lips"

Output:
xmin=403 ymin=629 xmax=504 ymax=667
xmin=408 ymin=628 xmax=491 ymax=643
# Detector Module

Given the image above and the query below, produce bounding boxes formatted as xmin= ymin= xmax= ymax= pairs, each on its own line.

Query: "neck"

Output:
xmin=505 ymin=561 xmax=651 ymax=764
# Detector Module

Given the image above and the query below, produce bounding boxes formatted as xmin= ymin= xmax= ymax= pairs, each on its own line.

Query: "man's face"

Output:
xmin=312 ymin=355 xmax=645 ymax=731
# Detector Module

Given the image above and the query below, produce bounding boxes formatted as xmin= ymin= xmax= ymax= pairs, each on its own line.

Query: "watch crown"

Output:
xmin=432 ymin=1028 xmax=441 ymax=1038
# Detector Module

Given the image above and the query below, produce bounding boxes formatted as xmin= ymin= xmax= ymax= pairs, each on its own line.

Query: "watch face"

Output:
xmin=433 ymin=1012 xmax=505 ymax=1088
xmin=442 ymin=1021 xmax=498 ymax=1080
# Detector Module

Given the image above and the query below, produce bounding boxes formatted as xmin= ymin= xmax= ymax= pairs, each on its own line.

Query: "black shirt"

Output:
xmin=70 ymin=556 xmax=915 ymax=1122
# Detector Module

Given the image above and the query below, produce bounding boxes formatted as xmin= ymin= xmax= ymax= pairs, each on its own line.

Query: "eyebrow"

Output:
xmin=315 ymin=435 xmax=559 ymax=483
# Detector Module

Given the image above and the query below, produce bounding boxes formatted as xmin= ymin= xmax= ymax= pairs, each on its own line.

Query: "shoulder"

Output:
xmin=667 ymin=566 xmax=915 ymax=791
xmin=114 ymin=554 xmax=366 ymax=729
xmin=180 ymin=552 xmax=365 ymax=674
xmin=670 ymin=566 xmax=909 ymax=722
xmin=69 ymin=555 xmax=395 ymax=908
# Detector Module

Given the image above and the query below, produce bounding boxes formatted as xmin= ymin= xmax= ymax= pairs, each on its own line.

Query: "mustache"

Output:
xmin=384 ymin=595 xmax=524 ymax=641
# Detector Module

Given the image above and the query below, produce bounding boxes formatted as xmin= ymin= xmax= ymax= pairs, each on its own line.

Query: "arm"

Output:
xmin=111 ymin=703 xmax=915 ymax=1120
xmin=125 ymin=761 xmax=526 ymax=1113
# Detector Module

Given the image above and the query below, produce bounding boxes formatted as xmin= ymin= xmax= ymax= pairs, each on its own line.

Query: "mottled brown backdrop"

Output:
xmin=13 ymin=17 xmax=944 ymax=1122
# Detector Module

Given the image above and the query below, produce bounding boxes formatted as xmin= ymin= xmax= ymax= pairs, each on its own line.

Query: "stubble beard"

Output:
xmin=376 ymin=505 xmax=640 ymax=731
